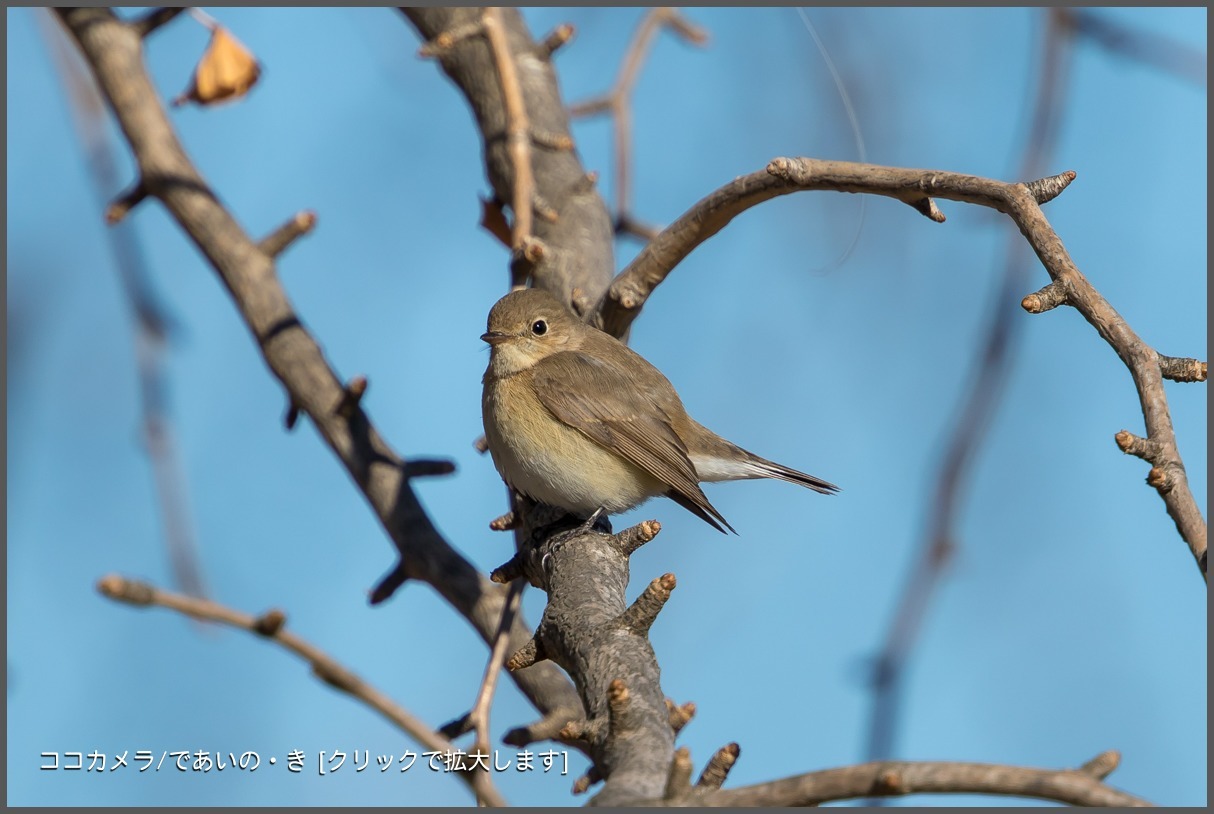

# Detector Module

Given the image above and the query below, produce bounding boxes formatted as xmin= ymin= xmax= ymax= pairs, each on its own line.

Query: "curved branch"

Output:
xmin=595 ymin=159 xmax=953 ymax=338
xmin=55 ymin=6 xmax=584 ymax=736
xmin=597 ymin=156 xmax=1206 ymax=577
xmin=96 ymin=574 xmax=506 ymax=806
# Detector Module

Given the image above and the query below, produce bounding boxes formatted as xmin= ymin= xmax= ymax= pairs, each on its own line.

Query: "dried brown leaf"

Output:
xmin=479 ymin=196 xmax=513 ymax=248
xmin=174 ymin=27 xmax=261 ymax=107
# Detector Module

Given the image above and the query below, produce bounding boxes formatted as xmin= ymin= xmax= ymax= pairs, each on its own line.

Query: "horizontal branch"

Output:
xmin=642 ymin=754 xmax=1151 ymax=807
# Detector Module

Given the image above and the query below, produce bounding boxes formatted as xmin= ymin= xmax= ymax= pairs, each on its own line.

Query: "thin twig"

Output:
xmin=258 ymin=210 xmax=318 ymax=258
xmin=482 ymin=7 xmax=534 ymax=289
xmin=864 ymin=9 xmax=1076 ymax=784
xmin=96 ymin=574 xmax=506 ymax=806
xmin=467 ymin=578 xmax=525 ymax=760
xmin=569 ymin=8 xmax=707 ymax=239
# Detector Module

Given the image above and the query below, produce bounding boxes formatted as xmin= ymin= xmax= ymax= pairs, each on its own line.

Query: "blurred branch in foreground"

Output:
xmin=42 ymin=9 xmax=207 ymax=600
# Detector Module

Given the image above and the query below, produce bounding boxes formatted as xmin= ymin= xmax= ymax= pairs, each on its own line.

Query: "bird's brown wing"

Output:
xmin=531 ymin=350 xmax=734 ymax=533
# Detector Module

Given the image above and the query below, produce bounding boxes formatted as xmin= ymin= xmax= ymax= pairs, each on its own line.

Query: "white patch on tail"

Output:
xmin=691 ymin=455 xmax=763 ymax=483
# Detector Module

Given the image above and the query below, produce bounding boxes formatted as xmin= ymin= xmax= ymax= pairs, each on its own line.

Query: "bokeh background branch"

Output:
xmin=864 ymin=9 xmax=1077 ymax=788
xmin=568 ymin=7 xmax=708 ymax=242
xmin=41 ymin=10 xmax=207 ymax=601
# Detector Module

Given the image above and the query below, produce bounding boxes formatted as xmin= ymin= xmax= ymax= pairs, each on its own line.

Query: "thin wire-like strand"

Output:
xmin=795 ymin=7 xmax=867 ymax=275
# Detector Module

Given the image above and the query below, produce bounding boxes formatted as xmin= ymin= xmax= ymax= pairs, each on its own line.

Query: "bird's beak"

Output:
xmin=480 ymin=331 xmax=510 ymax=346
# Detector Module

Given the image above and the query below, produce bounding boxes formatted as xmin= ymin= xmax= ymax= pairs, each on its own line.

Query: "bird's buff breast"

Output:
xmin=483 ymin=373 xmax=661 ymax=515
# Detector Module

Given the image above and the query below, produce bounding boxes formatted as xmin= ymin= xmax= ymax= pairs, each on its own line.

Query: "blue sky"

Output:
xmin=7 ymin=7 xmax=1206 ymax=807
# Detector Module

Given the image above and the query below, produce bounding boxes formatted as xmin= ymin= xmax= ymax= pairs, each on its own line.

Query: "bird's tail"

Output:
xmin=739 ymin=453 xmax=839 ymax=495
xmin=691 ymin=445 xmax=839 ymax=495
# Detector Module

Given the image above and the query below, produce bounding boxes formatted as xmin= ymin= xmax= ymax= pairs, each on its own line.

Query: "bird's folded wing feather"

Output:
xmin=531 ymin=350 xmax=730 ymax=531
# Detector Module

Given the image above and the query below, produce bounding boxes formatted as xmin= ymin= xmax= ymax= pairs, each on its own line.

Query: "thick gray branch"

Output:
xmin=401 ymin=7 xmax=615 ymax=308
xmin=502 ymin=510 xmax=676 ymax=805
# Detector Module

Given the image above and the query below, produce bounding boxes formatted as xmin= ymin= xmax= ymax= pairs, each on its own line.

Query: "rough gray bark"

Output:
xmin=402 ymin=8 xmax=615 ymax=307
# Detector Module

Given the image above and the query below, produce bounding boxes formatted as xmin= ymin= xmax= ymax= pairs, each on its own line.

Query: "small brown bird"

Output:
xmin=480 ymin=288 xmax=838 ymax=533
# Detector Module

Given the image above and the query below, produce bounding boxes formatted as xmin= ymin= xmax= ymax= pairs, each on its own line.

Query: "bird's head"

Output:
xmin=482 ymin=288 xmax=581 ymax=376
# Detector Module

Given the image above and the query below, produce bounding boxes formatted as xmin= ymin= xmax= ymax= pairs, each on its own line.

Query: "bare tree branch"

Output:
xmin=637 ymin=753 xmax=1152 ymax=807
xmin=496 ymin=510 xmax=678 ymax=805
xmin=482 ymin=7 xmax=536 ymax=288
xmin=444 ymin=577 xmax=525 ymax=764
xmin=596 ymin=159 xmax=949 ymax=339
xmin=569 ymin=8 xmax=708 ymax=239
xmin=129 ymin=7 xmax=184 ymax=39
xmin=402 ymin=7 xmax=616 ymax=309
xmin=96 ymin=574 xmax=507 ymax=806
xmin=55 ymin=6 xmax=584 ymax=740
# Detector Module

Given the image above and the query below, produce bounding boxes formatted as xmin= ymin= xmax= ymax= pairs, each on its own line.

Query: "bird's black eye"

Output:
xmin=531 ymin=319 xmax=548 ymax=336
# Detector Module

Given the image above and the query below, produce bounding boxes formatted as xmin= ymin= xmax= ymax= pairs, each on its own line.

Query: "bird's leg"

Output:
xmin=577 ymin=506 xmax=611 ymax=535
xmin=526 ymin=505 xmax=613 ymax=548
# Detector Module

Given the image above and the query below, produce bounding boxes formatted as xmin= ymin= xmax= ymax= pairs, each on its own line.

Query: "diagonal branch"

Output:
xmin=43 ymin=9 xmax=207 ymax=600
xmin=443 ymin=576 xmax=526 ymax=760
xmin=96 ymin=574 xmax=506 ymax=806
xmin=55 ymin=5 xmax=584 ymax=738
xmin=1057 ymin=8 xmax=1207 ymax=88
